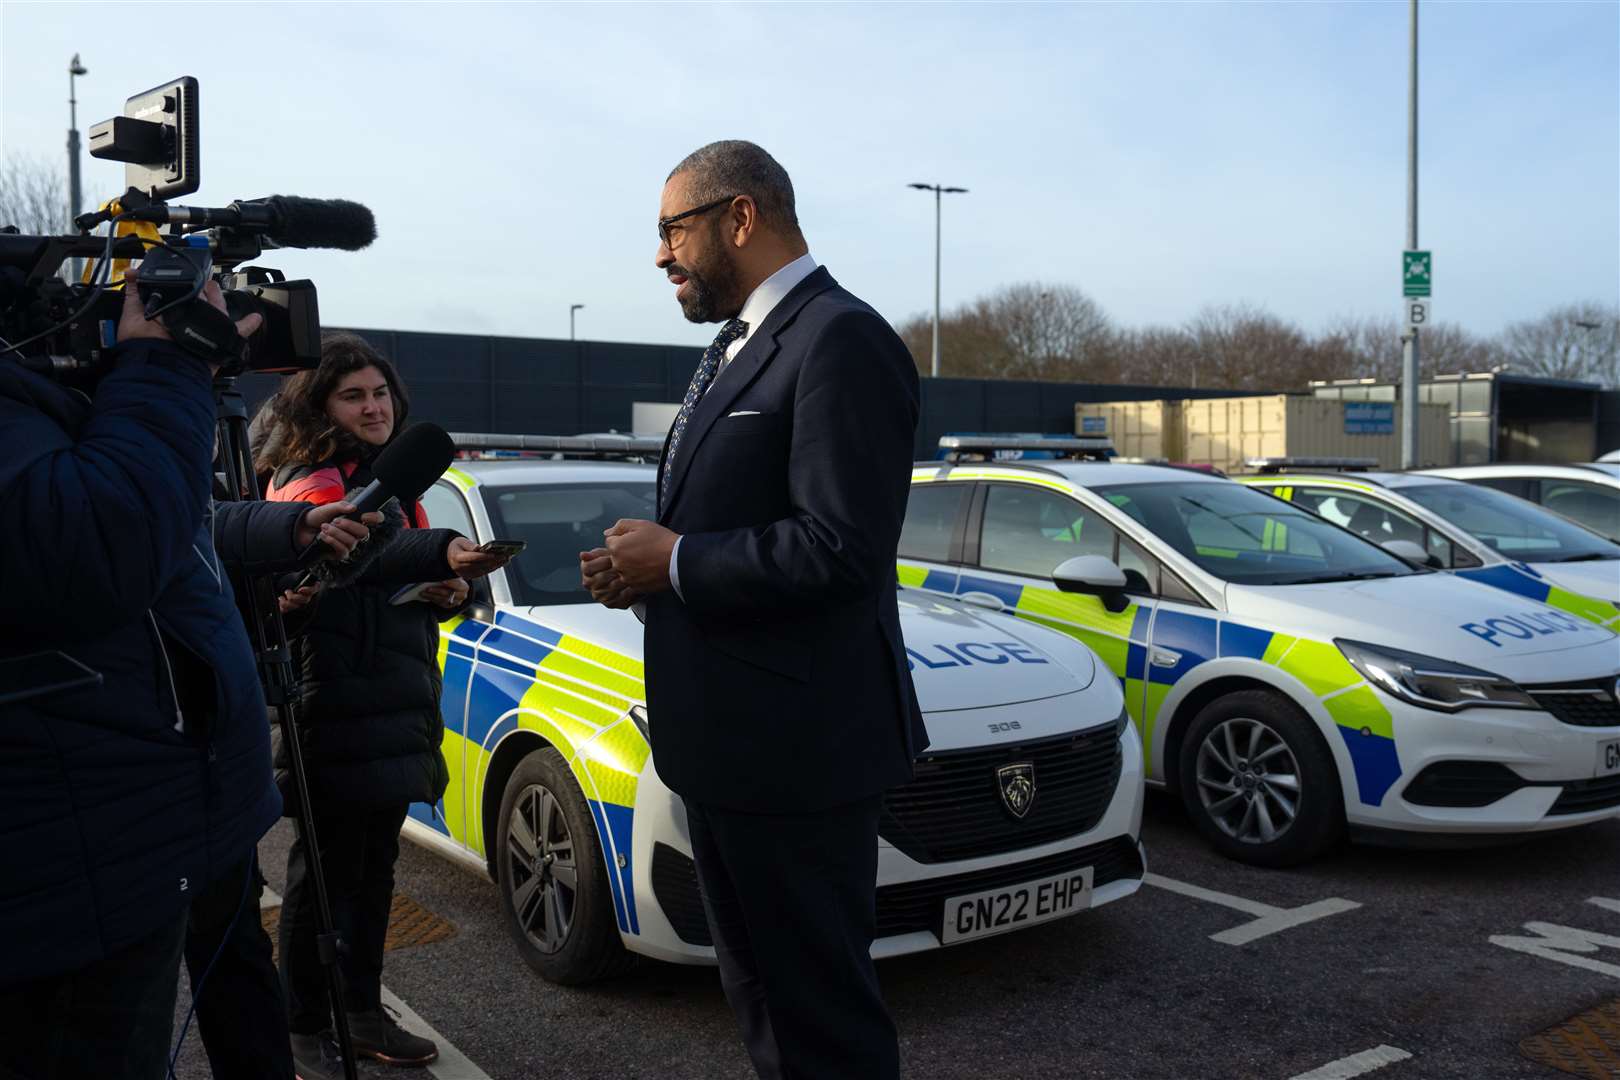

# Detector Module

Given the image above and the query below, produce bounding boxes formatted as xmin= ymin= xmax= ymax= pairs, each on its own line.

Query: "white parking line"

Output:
xmin=1288 ymin=1044 xmax=1412 ymax=1080
xmin=380 ymin=986 xmax=493 ymax=1080
xmin=1143 ymin=872 xmax=1362 ymax=945
xmin=259 ymin=888 xmax=492 ymax=1080
xmin=1590 ymin=896 xmax=1620 ymax=915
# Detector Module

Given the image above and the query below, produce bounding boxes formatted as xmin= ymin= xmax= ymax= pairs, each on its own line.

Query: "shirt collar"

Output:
xmin=736 ymin=253 xmax=818 ymax=339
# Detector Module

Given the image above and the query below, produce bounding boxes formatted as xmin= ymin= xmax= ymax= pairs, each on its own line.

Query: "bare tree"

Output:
xmin=1316 ymin=314 xmax=1501 ymax=382
xmin=1498 ymin=302 xmax=1620 ymax=386
xmin=898 ymin=281 xmax=1114 ymax=381
xmin=1181 ymin=303 xmax=1327 ymax=391
xmin=0 ymin=155 xmax=68 ymax=235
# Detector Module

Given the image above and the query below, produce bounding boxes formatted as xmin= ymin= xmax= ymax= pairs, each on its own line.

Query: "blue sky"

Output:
xmin=3 ymin=2 xmax=1615 ymax=350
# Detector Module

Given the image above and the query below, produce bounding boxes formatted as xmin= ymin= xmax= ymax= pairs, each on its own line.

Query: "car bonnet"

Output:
xmin=1224 ymin=571 xmax=1619 ymax=679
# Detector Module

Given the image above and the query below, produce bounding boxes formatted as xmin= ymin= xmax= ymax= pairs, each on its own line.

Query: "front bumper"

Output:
xmin=624 ymin=716 xmax=1148 ymax=965
xmin=1336 ymin=691 xmax=1620 ymax=835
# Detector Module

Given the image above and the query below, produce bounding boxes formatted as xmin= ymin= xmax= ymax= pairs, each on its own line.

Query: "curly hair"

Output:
xmin=252 ymin=332 xmax=412 ymax=474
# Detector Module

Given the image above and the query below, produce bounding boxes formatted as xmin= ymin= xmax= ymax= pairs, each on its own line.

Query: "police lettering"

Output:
xmin=1459 ymin=611 xmax=1588 ymax=647
xmin=906 ymin=641 xmax=1051 ymax=670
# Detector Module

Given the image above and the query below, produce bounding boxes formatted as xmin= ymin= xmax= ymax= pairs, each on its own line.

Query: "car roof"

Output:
xmin=450 ymin=459 xmax=656 ymax=487
xmin=1422 ymin=463 xmax=1620 ymax=485
xmin=915 ymin=460 xmax=1228 ymax=488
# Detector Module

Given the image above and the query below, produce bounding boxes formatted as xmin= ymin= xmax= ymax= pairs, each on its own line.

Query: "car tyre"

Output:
xmin=496 ymin=747 xmax=635 ymax=984
xmin=1177 ymin=690 xmax=1342 ymax=867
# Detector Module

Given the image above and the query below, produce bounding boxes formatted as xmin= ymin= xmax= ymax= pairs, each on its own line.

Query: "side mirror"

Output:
xmin=1052 ymin=555 xmax=1131 ymax=612
xmin=1383 ymin=539 xmax=1441 ymax=569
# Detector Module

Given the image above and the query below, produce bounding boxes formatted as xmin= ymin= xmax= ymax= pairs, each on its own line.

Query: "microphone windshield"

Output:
xmin=263 ymin=195 xmax=377 ymax=251
xmin=372 ymin=422 xmax=455 ymax=504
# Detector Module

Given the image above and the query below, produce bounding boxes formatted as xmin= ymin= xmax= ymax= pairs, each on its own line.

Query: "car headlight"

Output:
xmin=1336 ymin=639 xmax=1537 ymax=712
xmin=629 ymin=704 xmax=650 ymax=741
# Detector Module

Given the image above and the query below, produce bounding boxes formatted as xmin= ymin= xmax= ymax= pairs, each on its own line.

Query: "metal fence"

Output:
xmin=236 ymin=328 xmax=1252 ymax=459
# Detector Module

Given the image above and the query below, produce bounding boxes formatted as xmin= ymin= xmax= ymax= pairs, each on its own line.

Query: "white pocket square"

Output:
xmin=727 ymin=410 xmax=761 ymax=418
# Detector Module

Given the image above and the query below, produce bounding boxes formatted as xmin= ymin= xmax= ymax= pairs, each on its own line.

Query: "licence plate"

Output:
xmin=1600 ymin=738 xmax=1620 ymax=778
xmin=940 ymin=866 xmax=1094 ymax=945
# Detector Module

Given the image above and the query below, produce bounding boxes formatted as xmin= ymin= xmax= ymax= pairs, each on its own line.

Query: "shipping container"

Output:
xmin=1073 ymin=400 xmax=1184 ymax=461
xmin=1077 ymin=394 xmax=1455 ymax=472
xmin=1180 ymin=395 xmax=1453 ymax=472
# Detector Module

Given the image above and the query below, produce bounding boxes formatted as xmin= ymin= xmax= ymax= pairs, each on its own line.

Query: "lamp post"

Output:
xmin=67 ymin=53 xmax=88 ymax=283
xmin=908 ymin=182 xmax=968 ymax=378
xmin=570 ymin=303 xmax=585 ymax=341
xmin=1400 ymin=1 xmax=1420 ymax=469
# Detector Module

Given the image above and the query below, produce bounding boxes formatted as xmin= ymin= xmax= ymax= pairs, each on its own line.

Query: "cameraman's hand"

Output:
xmin=446 ymin=536 xmax=511 ymax=581
xmin=116 ymin=271 xmax=263 ymax=365
xmin=295 ymin=502 xmax=384 ymax=560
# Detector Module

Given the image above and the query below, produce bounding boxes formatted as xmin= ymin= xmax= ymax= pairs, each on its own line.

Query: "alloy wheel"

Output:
xmin=1194 ymin=717 xmax=1302 ymax=845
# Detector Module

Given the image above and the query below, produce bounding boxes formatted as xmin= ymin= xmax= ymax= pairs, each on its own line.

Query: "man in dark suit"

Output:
xmin=580 ymin=140 xmax=927 ymax=1079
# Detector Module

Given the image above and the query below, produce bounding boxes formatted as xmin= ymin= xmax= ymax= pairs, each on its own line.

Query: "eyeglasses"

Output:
xmin=657 ymin=195 xmax=738 ymax=248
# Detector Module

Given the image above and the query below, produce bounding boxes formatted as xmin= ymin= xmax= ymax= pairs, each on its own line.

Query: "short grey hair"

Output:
xmin=668 ymin=140 xmax=801 ymax=237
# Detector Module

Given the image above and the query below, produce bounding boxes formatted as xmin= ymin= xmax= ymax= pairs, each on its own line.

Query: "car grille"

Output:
xmin=650 ymin=835 xmax=1144 ymax=949
xmin=875 ymin=834 xmax=1143 ymax=939
xmin=1550 ymin=775 xmax=1620 ymax=816
xmin=1526 ymin=678 xmax=1620 ymax=728
xmin=1402 ymin=762 xmax=1525 ymax=807
xmin=878 ymin=725 xmax=1122 ymax=864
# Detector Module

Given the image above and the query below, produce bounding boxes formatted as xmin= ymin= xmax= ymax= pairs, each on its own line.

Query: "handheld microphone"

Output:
xmin=345 ymin=422 xmax=456 ymax=517
xmin=294 ymin=423 xmax=456 ymax=579
xmin=124 ymin=195 xmax=377 ymax=251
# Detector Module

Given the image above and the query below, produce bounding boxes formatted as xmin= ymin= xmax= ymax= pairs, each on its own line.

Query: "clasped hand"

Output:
xmin=579 ymin=519 xmax=679 ymax=609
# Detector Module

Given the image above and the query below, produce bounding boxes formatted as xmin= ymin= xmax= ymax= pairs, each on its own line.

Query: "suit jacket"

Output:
xmin=643 ymin=266 xmax=928 ymax=812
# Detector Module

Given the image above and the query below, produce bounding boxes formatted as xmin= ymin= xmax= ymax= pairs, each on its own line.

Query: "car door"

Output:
xmin=1539 ymin=479 xmax=1620 ymax=541
xmin=1286 ymin=486 xmax=1478 ymax=569
xmin=898 ymin=480 xmax=974 ymax=597
xmin=962 ymin=481 xmax=1156 ymax=741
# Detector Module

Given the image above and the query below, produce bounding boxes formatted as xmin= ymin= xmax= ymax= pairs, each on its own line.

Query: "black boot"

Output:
xmin=290 ymin=1030 xmax=345 ymax=1080
xmin=346 ymin=1005 xmax=439 ymax=1066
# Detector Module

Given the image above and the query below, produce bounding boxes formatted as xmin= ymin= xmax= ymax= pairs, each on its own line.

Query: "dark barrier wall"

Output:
xmin=1599 ymin=390 xmax=1620 ymax=456
xmin=237 ymin=329 xmax=1251 ymax=459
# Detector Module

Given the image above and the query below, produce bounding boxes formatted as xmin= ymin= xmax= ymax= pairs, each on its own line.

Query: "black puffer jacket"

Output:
xmin=267 ymin=456 xmax=462 ymax=811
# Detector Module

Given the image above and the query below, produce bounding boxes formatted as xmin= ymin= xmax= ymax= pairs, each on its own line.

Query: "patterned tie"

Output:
xmin=662 ymin=317 xmax=748 ymax=505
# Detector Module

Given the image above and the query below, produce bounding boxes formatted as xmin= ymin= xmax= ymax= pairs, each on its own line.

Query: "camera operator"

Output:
xmin=0 ymin=277 xmax=279 ymax=1079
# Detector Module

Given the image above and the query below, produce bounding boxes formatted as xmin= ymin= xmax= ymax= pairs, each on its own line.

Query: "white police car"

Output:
xmin=1236 ymin=462 xmax=1620 ymax=630
xmin=405 ymin=435 xmax=1145 ymax=984
xmin=899 ymin=437 xmax=1620 ymax=867
xmin=1420 ymin=462 xmax=1620 ymax=543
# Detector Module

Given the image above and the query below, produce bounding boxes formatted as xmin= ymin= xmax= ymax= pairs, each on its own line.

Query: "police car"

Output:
xmin=1419 ymin=462 xmax=1620 ymax=543
xmin=1235 ymin=461 xmax=1620 ymax=631
xmin=405 ymin=435 xmax=1146 ymax=985
xmin=899 ymin=437 xmax=1620 ymax=867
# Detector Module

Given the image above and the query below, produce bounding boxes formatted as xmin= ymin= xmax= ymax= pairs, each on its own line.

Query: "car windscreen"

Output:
xmin=1092 ymin=481 xmax=1421 ymax=586
xmin=1400 ymin=482 xmax=1620 ymax=562
xmin=482 ymin=481 xmax=658 ymax=605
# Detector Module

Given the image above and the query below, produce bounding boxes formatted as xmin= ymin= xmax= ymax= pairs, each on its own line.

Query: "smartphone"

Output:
xmin=476 ymin=539 xmax=527 ymax=557
xmin=0 ymin=651 xmax=103 ymax=706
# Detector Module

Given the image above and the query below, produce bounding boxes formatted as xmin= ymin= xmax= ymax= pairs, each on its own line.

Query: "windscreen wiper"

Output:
xmin=1546 ymin=552 xmax=1618 ymax=563
xmin=1281 ymin=570 xmax=1406 ymax=585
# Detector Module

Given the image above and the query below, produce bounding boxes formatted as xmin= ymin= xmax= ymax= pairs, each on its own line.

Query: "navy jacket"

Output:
xmin=644 ymin=267 xmax=928 ymax=812
xmin=0 ymin=343 xmax=281 ymax=987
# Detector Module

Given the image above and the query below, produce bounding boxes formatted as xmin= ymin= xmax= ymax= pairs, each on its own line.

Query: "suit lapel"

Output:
xmin=659 ymin=267 xmax=835 ymax=520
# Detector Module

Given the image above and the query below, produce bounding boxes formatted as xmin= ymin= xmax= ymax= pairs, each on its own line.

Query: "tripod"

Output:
xmin=213 ymin=379 xmax=359 ymax=1080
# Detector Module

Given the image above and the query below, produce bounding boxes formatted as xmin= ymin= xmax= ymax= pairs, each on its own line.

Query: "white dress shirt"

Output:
xmin=667 ymin=252 xmax=818 ymax=600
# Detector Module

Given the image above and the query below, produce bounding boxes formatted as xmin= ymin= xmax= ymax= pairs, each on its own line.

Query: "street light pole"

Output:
xmin=908 ymin=182 xmax=968 ymax=378
xmin=67 ymin=54 xmax=88 ymax=283
xmin=1401 ymin=0 xmax=1420 ymax=469
xmin=570 ymin=303 xmax=584 ymax=341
